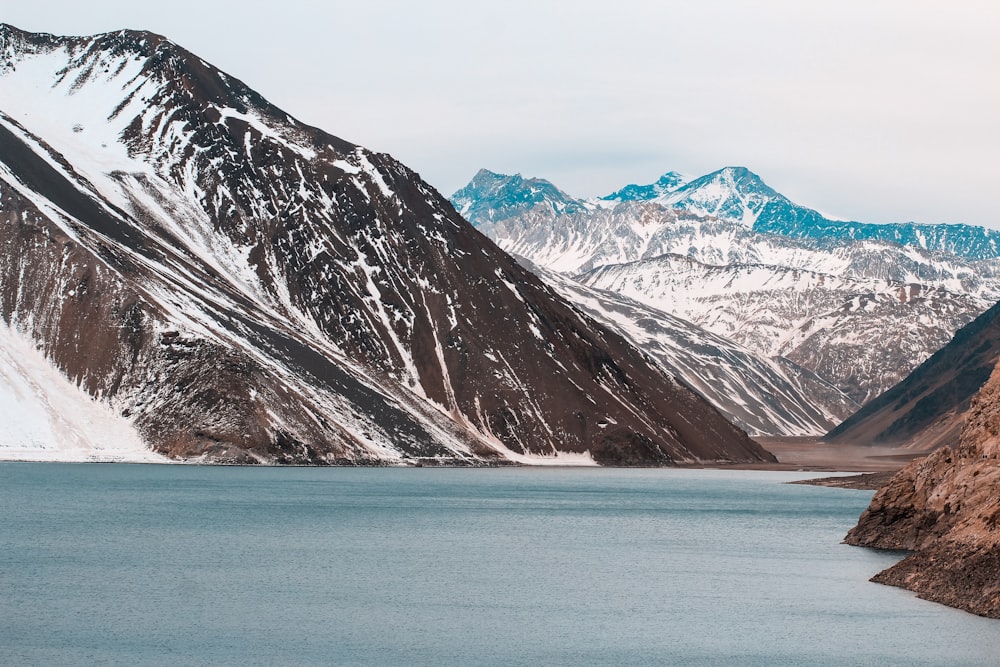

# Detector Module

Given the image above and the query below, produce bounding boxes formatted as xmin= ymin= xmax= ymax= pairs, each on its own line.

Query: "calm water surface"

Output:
xmin=1 ymin=463 xmax=998 ymax=665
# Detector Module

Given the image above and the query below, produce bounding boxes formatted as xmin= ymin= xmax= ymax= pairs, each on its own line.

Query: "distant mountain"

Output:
xmin=578 ymin=254 xmax=989 ymax=404
xmin=596 ymin=167 xmax=1000 ymax=261
xmin=0 ymin=25 xmax=773 ymax=465
xmin=826 ymin=300 xmax=1000 ymax=451
xmin=652 ymin=166 xmax=784 ymax=227
xmin=455 ymin=166 xmax=1000 ymax=261
xmin=525 ymin=262 xmax=858 ymax=436
xmin=452 ymin=168 xmax=1000 ymax=413
xmin=450 ymin=168 xmax=588 ymax=225
xmin=601 ymin=171 xmax=689 ymax=202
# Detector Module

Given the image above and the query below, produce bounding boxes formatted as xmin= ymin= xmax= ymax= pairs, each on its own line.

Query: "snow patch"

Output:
xmin=0 ymin=322 xmax=165 ymax=462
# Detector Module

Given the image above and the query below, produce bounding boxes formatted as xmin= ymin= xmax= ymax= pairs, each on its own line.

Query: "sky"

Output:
xmin=4 ymin=1 xmax=999 ymax=227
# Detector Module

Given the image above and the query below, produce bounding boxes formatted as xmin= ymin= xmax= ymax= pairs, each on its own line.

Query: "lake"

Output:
xmin=1 ymin=463 xmax=998 ymax=665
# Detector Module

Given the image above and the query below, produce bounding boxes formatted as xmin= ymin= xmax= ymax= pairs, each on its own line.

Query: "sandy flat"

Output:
xmin=689 ymin=437 xmax=926 ymax=473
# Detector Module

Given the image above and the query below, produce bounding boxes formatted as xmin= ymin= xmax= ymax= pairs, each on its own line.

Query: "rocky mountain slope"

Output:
xmin=845 ymin=360 xmax=1000 ymax=617
xmin=453 ymin=170 xmax=1000 ymax=410
xmin=0 ymin=25 xmax=774 ymax=465
xmin=826 ymin=301 xmax=1000 ymax=451
xmin=579 ymin=254 xmax=989 ymax=404
xmin=524 ymin=261 xmax=858 ymax=436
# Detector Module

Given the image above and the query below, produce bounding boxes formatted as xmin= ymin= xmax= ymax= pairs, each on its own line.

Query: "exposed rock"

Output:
xmin=791 ymin=471 xmax=896 ymax=490
xmin=827 ymin=299 xmax=1000 ymax=450
xmin=521 ymin=259 xmax=856 ymax=436
xmin=0 ymin=24 xmax=773 ymax=465
xmin=845 ymin=362 xmax=1000 ymax=617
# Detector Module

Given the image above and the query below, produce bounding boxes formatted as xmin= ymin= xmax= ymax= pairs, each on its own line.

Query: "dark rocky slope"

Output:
xmin=0 ymin=25 xmax=772 ymax=465
xmin=846 ymin=362 xmax=1000 ymax=617
xmin=826 ymin=300 xmax=1000 ymax=451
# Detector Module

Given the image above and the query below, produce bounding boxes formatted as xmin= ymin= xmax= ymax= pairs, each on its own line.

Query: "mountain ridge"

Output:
xmin=0 ymin=25 xmax=773 ymax=465
xmin=453 ymin=166 xmax=1000 ymax=261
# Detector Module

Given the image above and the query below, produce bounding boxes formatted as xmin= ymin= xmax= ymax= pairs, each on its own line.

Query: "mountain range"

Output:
xmin=0 ymin=24 xmax=772 ymax=465
xmin=455 ymin=167 xmax=1000 ymax=261
xmin=453 ymin=169 xmax=1000 ymax=415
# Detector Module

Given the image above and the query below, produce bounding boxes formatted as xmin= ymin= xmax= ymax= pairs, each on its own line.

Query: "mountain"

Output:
xmin=845 ymin=360 xmax=1000 ymax=618
xmin=595 ymin=167 xmax=1000 ymax=261
xmin=578 ymin=254 xmax=991 ymax=404
xmin=451 ymin=168 xmax=998 ymax=407
xmin=449 ymin=168 xmax=588 ymax=225
xmin=461 ymin=194 xmax=1000 ymax=292
xmin=652 ymin=166 xmax=785 ymax=227
xmin=826 ymin=300 xmax=1000 ymax=451
xmin=0 ymin=25 xmax=773 ymax=465
xmin=524 ymin=262 xmax=858 ymax=436
xmin=601 ymin=171 xmax=689 ymax=202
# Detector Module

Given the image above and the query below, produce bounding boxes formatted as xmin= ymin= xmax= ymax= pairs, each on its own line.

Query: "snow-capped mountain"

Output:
xmin=456 ymin=167 xmax=1000 ymax=261
xmin=468 ymin=197 xmax=1000 ymax=295
xmin=0 ymin=25 xmax=774 ymax=465
xmin=524 ymin=261 xmax=858 ymax=436
xmin=609 ymin=167 xmax=1000 ymax=261
xmin=578 ymin=254 xmax=989 ymax=404
xmin=452 ymin=169 xmax=1000 ymax=412
xmin=450 ymin=168 xmax=589 ymax=225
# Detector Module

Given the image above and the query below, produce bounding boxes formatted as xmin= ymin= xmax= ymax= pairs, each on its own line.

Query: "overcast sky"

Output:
xmin=5 ymin=1 xmax=999 ymax=227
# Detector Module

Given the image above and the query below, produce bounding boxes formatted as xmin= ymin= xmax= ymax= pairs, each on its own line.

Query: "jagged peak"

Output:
xmin=472 ymin=167 xmax=510 ymax=179
xmin=663 ymin=166 xmax=784 ymax=208
xmin=703 ymin=165 xmax=767 ymax=187
xmin=655 ymin=170 xmax=688 ymax=185
xmin=450 ymin=168 xmax=586 ymax=224
xmin=456 ymin=168 xmax=574 ymax=199
xmin=601 ymin=170 xmax=689 ymax=201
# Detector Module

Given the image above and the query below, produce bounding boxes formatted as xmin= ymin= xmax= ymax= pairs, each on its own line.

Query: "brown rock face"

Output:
xmin=826 ymin=300 xmax=1000 ymax=452
xmin=845 ymin=361 xmax=1000 ymax=617
xmin=0 ymin=25 xmax=773 ymax=465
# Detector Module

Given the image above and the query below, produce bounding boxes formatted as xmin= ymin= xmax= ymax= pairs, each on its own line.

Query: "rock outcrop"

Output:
xmin=845 ymin=362 xmax=1000 ymax=617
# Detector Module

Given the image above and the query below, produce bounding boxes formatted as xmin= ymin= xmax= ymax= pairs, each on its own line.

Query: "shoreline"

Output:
xmin=0 ymin=437 xmax=927 ymax=474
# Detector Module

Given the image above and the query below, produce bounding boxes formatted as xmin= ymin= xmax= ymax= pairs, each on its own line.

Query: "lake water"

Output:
xmin=2 ymin=464 xmax=998 ymax=665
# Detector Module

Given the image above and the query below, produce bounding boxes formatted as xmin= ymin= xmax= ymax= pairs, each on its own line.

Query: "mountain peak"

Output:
xmin=703 ymin=166 xmax=773 ymax=191
xmin=649 ymin=166 xmax=783 ymax=226
xmin=601 ymin=171 xmax=690 ymax=202
xmin=450 ymin=169 xmax=585 ymax=225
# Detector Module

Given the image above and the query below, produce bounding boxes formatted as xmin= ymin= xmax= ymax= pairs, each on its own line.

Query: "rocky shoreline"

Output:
xmin=843 ymin=364 xmax=1000 ymax=618
xmin=790 ymin=471 xmax=896 ymax=490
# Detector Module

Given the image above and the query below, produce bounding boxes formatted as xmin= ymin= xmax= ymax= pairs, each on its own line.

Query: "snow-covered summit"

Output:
xmin=453 ymin=165 xmax=1000 ymax=260
xmin=601 ymin=171 xmax=690 ymax=202
xmin=654 ymin=166 xmax=785 ymax=227
xmin=449 ymin=168 xmax=588 ymax=224
xmin=452 ymin=164 xmax=1000 ymax=413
